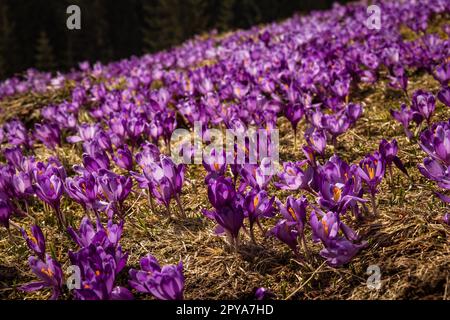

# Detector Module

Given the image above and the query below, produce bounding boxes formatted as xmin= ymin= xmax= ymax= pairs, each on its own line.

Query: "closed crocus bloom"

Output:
xmin=126 ymin=117 xmax=146 ymax=142
xmin=35 ymin=173 xmax=65 ymax=226
xmin=5 ymin=120 xmax=31 ymax=147
xmin=35 ymin=174 xmax=63 ymax=208
xmin=305 ymin=128 xmax=326 ymax=156
xmin=244 ymin=189 xmax=274 ymax=243
xmin=437 ymin=86 xmax=450 ymax=107
xmin=95 ymin=130 xmax=113 ymax=152
xmin=34 ymin=122 xmax=61 ymax=149
xmin=434 ymin=62 xmax=450 ymax=85
xmin=0 ymin=198 xmax=12 ymax=229
xmin=113 ymin=145 xmax=133 ymax=171
xmin=20 ymin=254 xmax=64 ymax=300
xmin=80 ymin=152 xmax=110 ymax=174
xmin=269 ymin=219 xmax=299 ymax=254
xmin=330 ymin=77 xmax=350 ymax=98
xmin=390 ymin=103 xmax=413 ymax=139
xmin=160 ymin=156 xmax=185 ymax=193
xmin=207 ymin=176 xmax=236 ymax=210
xmin=3 ymin=146 xmax=23 ymax=169
xmin=13 ymin=171 xmax=34 ymax=197
xmin=21 ymin=225 xmax=46 ymax=259
xmin=129 ymin=254 xmax=184 ymax=300
xmin=97 ymin=169 xmax=132 ymax=204
xmin=379 ymin=139 xmax=408 ymax=176
xmin=411 ymin=89 xmax=435 ymax=125
xmin=67 ymin=123 xmax=100 ymax=144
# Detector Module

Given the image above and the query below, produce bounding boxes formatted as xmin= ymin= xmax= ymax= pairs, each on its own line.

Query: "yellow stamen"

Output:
xmin=40 ymin=267 xmax=53 ymax=277
xmin=253 ymin=196 xmax=259 ymax=208
xmin=332 ymin=186 xmax=342 ymax=202
xmin=288 ymin=207 xmax=297 ymax=221
xmin=27 ymin=230 xmax=38 ymax=244
xmin=366 ymin=164 xmax=375 ymax=179
xmin=322 ymin=219 xmax=329 ymax=234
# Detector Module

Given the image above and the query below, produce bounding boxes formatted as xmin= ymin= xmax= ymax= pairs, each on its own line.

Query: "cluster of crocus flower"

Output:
xmin=418 ymin=120 xmax=450 ymax=224
xmin=0 ymin=0 xmax=448 ymax=300
xmin=129 ymin=254 xmax=185 ymax=300
xmin=390 ymin=89 xmax=438 ymax=139
xmin=19 ymin=225 xmax=65 ymax=299
xmin=270 ymin=146 xmax=408 ymax=266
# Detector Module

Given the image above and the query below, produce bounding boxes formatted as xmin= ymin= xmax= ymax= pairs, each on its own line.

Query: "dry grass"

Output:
xmin=1 ymin=20 xmax=450 ymax=301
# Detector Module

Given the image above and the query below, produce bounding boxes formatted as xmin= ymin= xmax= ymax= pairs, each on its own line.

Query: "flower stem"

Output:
xmin=175 ymin=194 xmax=186 ymax=217
xmin=371 ymin=192 xmax=378 ymax=216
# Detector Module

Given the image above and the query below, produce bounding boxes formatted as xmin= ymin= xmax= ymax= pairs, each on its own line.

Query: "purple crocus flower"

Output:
xmin=318 ymin=178 xmax=364 ymax=215
xmin=379 ymin=139 xmax=408 ymax=177
xmin=97 ymin=169 xmax=132 ymax=217
xmin=240 ymin=158 xmax=274 ymax=191
xmin=34 ymin=173 xmax=65 ymax=227
xmin=64 ymin=173 xmax=101 ymax=213
xmin=21 ymin=225 xmax=46 ymax=259
xmin=434 ymin=62 xmax=450 ymax=85
xmin=388 ymin=64 xmax=408 ymax=94
xmin=20 ymin=254 xmax=64 ymax=300
xmin=310 ymin=210 xmax=366 ymax=267
xmin=129 ymin=254 xmax=184 ymax=300
xmin=113 ymin=145 xmax=134 ymax=171
xmin=202 ymin=148 xmax=226 ymax=183
xmin=0 ymin=198 xmax=12 ymax=229
xmin=305 ymin=128 xmax=327 ymax=158
xmin=207 ymin=176 xmax=236 ymax=210
xmin=390 ymin=104 xmax=413 ymax=139
xmin=243 ymin=189 xmax=274 ymax=243
xmin=285 ymin=103 xmax=304 ymax=147
xmin=144 ymin=155 xmax=185 ymax=215
xmin=443 ymin=213 xmax=450 ymax=226
xmin=411 ymin=89 xmax=436 ymax=125
xmin=69 ymin=244 xmax=132 ymax=300
xmin=68 ymin=217 xmax=124 ymax=250
xmin=356 ymin=153 xmax=385 ymax=215
xmin=269 ymin=219 xmax=299 ymax=255
xmin=437 ymin=86 xmax=450 ymax=107
xmin=275 ymin=161 xmax=314 ymax=192
xmin=3 ymin=146 xmax=24 ymax=169
xmin=418 ymin=157 xmax=450 ymax=189
xmin=67 ymin=123 xmax=100 ymax=144
xmin=419 ymin=121 xmax=450 ymax=165
xmin=4 ymin=120 xmax=31 ymax=148
xmin=255 ymin=287 xmax=274 ymax=300
xmin=34 ymin=123 xmax=61 ymax=150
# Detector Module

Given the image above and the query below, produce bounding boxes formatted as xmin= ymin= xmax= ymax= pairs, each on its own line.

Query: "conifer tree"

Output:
xmin=35 ymin=31 xmax=57 ymax=71
xmin=142 ymin=0 xmax=183 ymax=53
xmin=0 ymin=1 xmax=15 ymax=78
xmin=215 ymin=0 xmax=235 ymax=32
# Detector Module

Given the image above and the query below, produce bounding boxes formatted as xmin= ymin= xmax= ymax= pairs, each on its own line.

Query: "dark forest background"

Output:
xmin=0 ymin=0 xmax=350 ymax=80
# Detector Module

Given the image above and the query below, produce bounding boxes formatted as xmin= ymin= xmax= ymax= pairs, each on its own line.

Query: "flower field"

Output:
xmin=0 ymin=0 xmax=449 ymax=300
